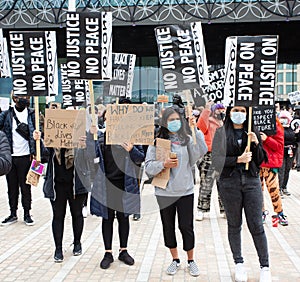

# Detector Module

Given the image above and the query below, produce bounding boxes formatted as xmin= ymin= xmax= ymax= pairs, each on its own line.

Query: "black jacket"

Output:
xmin=43 ymin=148 xmax=92 ymax=201
xmin=0 ymin=131 xmax=12 ymax=176
xmin=212 ymin=125 xmax=267 ymax=178
xmin=0 ymin=107 xmax=36 ymax=155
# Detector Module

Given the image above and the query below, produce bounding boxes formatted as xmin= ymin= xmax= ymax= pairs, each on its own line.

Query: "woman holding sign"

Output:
xmin=145 ymin=106 xmax=207 ymax=277
xmin=42 ymin=137 xmax=90 ymax=263
xmin=212 ymin=106 xmax=271 ymax=282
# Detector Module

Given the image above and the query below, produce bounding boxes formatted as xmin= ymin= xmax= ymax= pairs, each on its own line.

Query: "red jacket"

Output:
xmin=197 ymin=108 xmax=221 ymax=152
xmin=261 ymin=119 xmax=284 ymax=168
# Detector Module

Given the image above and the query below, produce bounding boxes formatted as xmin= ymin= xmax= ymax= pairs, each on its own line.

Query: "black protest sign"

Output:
xmin=190 ymin=88 xmax=206 ymax=107
xmin=61 ymin=64 xmax=89 ymax=107
xmin=66 ymin=12 xmax=112 ymax=80
xmin=224 ymin=35 xmax=278 ymax=107
xmin=103 ymin=53 xmax=136 ymax=98
xmin=202 ymin=67 xmax=225 ymax=103
xmin=253 ymin=106 xmax=276 ymax=135
xmin=9 ymin=31 xmax=58 ymax=96
xmin=155 ymin=22 xmax=209 ymax=92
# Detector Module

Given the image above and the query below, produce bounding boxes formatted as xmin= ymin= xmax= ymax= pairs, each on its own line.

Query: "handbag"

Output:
xmin=13 ymin=110 xmax=30 ymax=141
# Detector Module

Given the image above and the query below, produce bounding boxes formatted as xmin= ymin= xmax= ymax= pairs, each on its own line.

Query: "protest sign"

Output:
xmin=288 ymin=91 xmax=300 ymax=105
xmin=151 ymin=138 xmax=171 ymax=189
xmin=202 ymin=67 xmax=225 ymax=102
xmin=103 ymin=53 xmax=136 ymax=98
xmin=61 ymin=63 xmax=89 ymax=107
xmin=224 ymin=35 xmax=278 ymax=107
xmin=157 ymin=95 xmax=169 ymax=103
xmin=253 ymin=106 xmax=276 ymax=135
xmin=155 ymin=22 xmax=209 ymax=92
xmin=290 ymin=118 xmax=300 ymax=131
xmin=105 ymin=104 xmax=154 ymax=145
xmin=0 ymin=97 xmax=10 ymax=111
xmin=66 ymin=11 xmax=112 ymax=81
xmin=0 ymin=29 xmax=11 ymax=78
xmin=9 ymin=30 xmax=58 ymax=96
xmin=44 ymin=109 xmax=86 ymax=148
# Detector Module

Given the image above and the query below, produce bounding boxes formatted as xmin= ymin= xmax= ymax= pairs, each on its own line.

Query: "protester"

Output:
xmin=260 ymin=118 xmax=288 ymax=226
xmin=0 ymin=94 xmax=36 ymax=226
xmin=196 ymin=101 xmax=226 ymax=221
xmin=0 ymin=131 xmax=12 ymax=176
xmin=90 ymin=98 xmax=145 ymax=270
xmin=145 ymin=106 xmax=207 ymax=277
xmin=212 ymin=106 xmax=271 ymax=282
xmin=278 ymin=110 xmax=299 ymax=196
xmin=41 ymin=132 xmax=90 ymax=263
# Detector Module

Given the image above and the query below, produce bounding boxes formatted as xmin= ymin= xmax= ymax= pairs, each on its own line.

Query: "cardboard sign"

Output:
xmin=253 ymin=106 xmax=276 ymax=135
xmin=288 ymin=91 xmax=300 ymax=105
xmin=66 ymin=12 xmax=112 ymax=80
xmin=0 ymin=29 xmax=11 ymax=78
xmin=151 ymin=138 xmax=171 ymax=189
xmin=103 ymin=53 xmax=136 ymax=98
xmin=224 ymin=35 xmax=278 ymax=107
xmin=155 ymin=22 xmax=209 ymax=92
xmin=105 ymin=104 xmax=154 ymax=145
xmin=44 ymin=109 xmax=86 ymax=148
xmin=9 ymin=30 xmax=58 ymax=96
xmin=61 ymin=63 xmax=89 ymax=107
xmin=157 ymin=95 xmax=169 ymax=103
xmin=26 ymin=170 xmax=40 ymax=187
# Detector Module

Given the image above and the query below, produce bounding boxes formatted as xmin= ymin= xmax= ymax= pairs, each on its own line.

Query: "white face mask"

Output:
xmin=230 ymin=112 xmax=246 ymax=125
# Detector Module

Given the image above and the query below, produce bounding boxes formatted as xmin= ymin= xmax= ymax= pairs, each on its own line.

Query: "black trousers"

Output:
xmin=50 ymin=181 xmax=86 ymax=250
xmin=6 ymin=155 xmax=32 ymax=215
xmin=102 ymin=179 xmax=129 ymax=250
xmin=156 ymin=194 xmax=195 ymax=252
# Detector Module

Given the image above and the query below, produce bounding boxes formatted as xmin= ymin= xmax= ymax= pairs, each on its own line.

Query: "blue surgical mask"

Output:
xmin=167 ymin=120 xmax=181 ymax=133
xmin=230 ymin=112 xmax=246 ymax=125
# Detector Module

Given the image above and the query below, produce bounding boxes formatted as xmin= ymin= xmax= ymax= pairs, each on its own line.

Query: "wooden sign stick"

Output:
xmin=245 ymin=106 xmax=252 ymax=170
xmin=88 ymin=80 xmax=97 ymax=140
xmin=34 ymin=96 xmax=41 ymax=162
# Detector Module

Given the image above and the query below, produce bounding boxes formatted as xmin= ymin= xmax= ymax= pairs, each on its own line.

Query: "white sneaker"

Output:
xmin=188 ymin=261 xmax=200 ymax=277
xmin=166 ymin=260 xmax=180 ymax=275
xmin=195 ymin=210 xmax=204 ymax=221
xmin=235 ymin=263 xmax=247 ymax=282
xmin=260 ymin=267 xmax=271 ymax=282
xmin=82 ymin=206 xmax=88 ymax=218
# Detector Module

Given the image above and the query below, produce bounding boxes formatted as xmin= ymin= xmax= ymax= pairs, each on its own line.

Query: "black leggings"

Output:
xmin=102 ymin=179 xmax=129 ymax=250
xmin=50 ymin=182 xmax=86 ymax=249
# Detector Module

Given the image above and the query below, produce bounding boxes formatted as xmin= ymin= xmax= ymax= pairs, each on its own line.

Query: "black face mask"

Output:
xmin=16 ymin=98 xmax=30 ymax=109
xmin=216 ymin=113 xmax=225 ymax=121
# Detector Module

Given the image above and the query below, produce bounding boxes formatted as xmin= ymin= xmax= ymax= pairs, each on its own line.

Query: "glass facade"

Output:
xmin=276 ymin=63 xmax=300 ymax=101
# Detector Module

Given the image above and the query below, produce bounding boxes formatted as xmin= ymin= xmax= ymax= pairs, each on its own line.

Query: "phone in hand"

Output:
xmin=169 ymin=152 xmax=177 ymax=159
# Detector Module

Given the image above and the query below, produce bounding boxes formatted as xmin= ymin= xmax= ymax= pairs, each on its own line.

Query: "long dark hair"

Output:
xmin=156 ymin=106 xmax=190 ymax=145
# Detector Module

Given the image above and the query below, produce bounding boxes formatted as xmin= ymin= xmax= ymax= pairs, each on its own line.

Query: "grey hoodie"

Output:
xmin=145 ymin=129 xmax=207 ymax=197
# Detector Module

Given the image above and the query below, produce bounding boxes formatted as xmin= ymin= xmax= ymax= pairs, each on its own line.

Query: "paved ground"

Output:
xmin=0 ymin=168 xmax=300 ymax=282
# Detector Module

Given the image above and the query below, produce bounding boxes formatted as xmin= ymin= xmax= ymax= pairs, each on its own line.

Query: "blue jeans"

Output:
xmin=218 ymin=170 xmax=269 ymax=267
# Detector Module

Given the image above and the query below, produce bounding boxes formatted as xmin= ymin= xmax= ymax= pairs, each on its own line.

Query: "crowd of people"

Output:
xmin=0 ymin=93 xmax=299 ymax=282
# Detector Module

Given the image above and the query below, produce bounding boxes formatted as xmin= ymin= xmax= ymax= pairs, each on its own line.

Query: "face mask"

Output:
xmin=230 ymin=112 xmax=246 ymax=125
xmin=16 ymin=98 xmax=30 ymax=109
xmin=216 ymin=113 xmax=225 ymax=120
xmin=167 ymin=120 xmax=181 ymax=133
xmin=280 ymin=118 xmax=288 ymax=126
